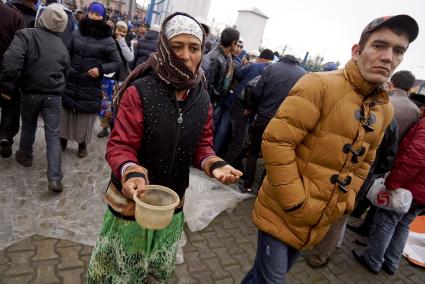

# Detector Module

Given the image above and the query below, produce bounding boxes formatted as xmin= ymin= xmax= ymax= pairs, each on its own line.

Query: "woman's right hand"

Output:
xmin=122 ymin=177 xmax=147 ymax=200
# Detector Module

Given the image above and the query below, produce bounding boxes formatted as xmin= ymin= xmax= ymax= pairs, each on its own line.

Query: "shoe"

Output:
xmin=48 ymin=180 xmax=63 ymax=192
xmin=97 ymin=128 xmax=109 ymax=138
xmin=352 ymin=249 xmax=379 ymax=274
xmin=0 ymin=139 xmax=12 ymax=158
xmin=382 ymin=263 xmax=395 ymax=275
xmin=15 ymin=150 xmax=33 ymax=167
xmin=238 ymin=182 xmax=252 ymax=193
xmin=60 ymin=138 xmax=67 ymax=151
xmin=77 ymin=146 xmax=87 ymax=158
xmin=306 ymin=256 xmax=330 ymax=269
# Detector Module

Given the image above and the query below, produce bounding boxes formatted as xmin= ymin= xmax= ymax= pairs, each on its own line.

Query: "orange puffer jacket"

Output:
xmin=252 ymin=59 xmax=394 ymax=250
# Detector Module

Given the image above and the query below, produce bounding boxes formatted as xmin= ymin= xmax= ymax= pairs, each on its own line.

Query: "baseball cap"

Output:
xmin=361 ymin=14 xmax=419 ymax=43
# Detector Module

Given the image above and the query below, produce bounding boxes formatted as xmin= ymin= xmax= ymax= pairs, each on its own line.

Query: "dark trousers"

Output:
xmin=244 ymin=116 xmax=270 ymax=188
xmin=20 ymin=95 xmax=63 ymax=181
xmin=0 ymin=90 xmax=20 ymax=143
xmin=224 ymin=104 xmax=249 ymax=166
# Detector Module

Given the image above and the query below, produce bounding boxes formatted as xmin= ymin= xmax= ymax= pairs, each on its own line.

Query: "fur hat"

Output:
xmin=37 ymin=3 xmax=68 ymax=33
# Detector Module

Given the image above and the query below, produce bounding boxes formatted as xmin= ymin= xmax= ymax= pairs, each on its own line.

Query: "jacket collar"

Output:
xmin=344 ymin=59 xmax=389 ymax=104
xmin=389 ymin=88 xmax=408 ymax=97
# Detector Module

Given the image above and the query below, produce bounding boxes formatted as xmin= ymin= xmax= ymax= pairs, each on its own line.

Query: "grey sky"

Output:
xmin=208 ymin=0 xmax=425 ymax=79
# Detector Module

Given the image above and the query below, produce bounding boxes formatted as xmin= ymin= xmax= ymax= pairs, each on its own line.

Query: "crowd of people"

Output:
xmin=0 ymin=0 xmax=424 ymax=283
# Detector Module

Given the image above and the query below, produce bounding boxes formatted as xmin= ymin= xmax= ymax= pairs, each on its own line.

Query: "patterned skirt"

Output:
xmin=87 ymin=210 xmax=184 ymax=283
xmin=60 ymin=108 xmax=97 ymax=144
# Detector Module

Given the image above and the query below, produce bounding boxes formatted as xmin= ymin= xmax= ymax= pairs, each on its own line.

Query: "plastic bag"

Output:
xmin=175 ymin=231 xmax=186 ymax=265
xmin=183 ymin=168 xmax=251 ymax=232
xmin=367 ymin=178 xmax=413 ymax=214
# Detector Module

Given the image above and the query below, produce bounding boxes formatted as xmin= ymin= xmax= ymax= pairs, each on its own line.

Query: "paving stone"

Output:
xmin=56 ymin=246 xmax=84 ymax=270
xmin=58 ymin=268 xmax=85 ymax=284
xmin=0 ymin=250 xmax=10 ymax=265
xmin=183 ymin=252 xmax=208 ymax=273
xmin=173 ymin=263 xmax=197 ymax=284
xmin=2 ymin=274 xmax=33 ymax=284
xmin=32 ymin=239 xmax=59 ymax=262
xmin=191 ymin=241 xmax=216 ymax=259
xmin=202 ymin=257 xmax=231 ymax=280
xmin=214 ymin=278 xmax=233 ymax=284
xmin=201 ymin=231 xmax=225 ymax=249
xmin=79 ymin=245 xmax=93 ymax=256
xmin=224 ymin=265 xmax=245 ymax=281
xmin=191 ymin=270 xmax=213 ymax=284
xmin=32 ymin=260 xmax=60 ymax=284
xmin=3 ymin=251 xmax=34 ymax=277
xmin=5 ymin=238 xmax=34 ymax=253
xmin=211 ymin=247 xmax=238 ymax=266
xmin=56 ymin=239 xmax=79 ymax=248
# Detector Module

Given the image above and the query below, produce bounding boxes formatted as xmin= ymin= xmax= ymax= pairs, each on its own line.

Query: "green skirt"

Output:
xmin=87 ymin=209 xmax=184 ymax=283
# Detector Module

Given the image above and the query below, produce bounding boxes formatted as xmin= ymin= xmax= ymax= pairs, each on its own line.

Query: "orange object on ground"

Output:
xmin=403 ymin=215 xmax=425 ymax=268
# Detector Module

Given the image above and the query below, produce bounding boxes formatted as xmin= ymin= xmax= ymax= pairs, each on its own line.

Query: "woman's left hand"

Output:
xmin=88 ymin=67 xmax=100 ymax=78
xmin=212 ymin=165 xmax=243 ymax=185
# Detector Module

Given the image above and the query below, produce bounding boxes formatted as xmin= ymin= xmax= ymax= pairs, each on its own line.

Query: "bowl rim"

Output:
xmin=133 ymin=185 xmax=180 ymax=211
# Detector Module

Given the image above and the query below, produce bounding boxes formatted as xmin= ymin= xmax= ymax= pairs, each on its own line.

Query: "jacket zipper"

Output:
xmin=167 ymin=88 xmax=203 ymax=179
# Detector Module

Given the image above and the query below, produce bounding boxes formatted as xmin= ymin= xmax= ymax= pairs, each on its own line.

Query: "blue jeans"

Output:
xmin=363 ymin=200 xmax=424 ymax=272
xmin=20 ymin=95 xmax=63 ymax=181
xmin=242 ymin=231 xmax=300 ymax=284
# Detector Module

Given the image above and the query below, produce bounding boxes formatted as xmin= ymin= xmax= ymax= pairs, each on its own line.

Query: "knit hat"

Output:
xmin=37 ymin=3 xmax=68 ymax=33
xmin=361 ymin=14 xmax=419 ymax=43
xmin=164 ymin=14 xmax=203 ymax=43
xmin=150 ymin=24 xmax=161 ymax=33
xmin=116 ymin=21 xmax=128 ymax=30
xmin=88 ymin=2 xmax=106 ymax=18
xmin=259 ymin=49 xmax=274 ymax=60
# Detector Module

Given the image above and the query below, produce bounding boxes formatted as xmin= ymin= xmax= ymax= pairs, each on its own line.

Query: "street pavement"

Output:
xmin=1 ymin=120 xmax=424 ymax=283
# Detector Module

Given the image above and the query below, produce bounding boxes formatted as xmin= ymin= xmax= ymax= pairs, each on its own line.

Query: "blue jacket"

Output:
xmin=223 ymin=62 xmax=269 ymax=109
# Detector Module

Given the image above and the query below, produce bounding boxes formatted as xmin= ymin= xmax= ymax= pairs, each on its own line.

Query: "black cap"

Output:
xmin=361 ymin=14 xmax=419 ymax=43
xmin=259 ymin=49 xmax=274 ymax=60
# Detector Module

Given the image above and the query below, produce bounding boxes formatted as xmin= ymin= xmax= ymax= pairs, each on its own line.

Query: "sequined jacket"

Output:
xmin=105 ymin=74 xmax=215 ymax=219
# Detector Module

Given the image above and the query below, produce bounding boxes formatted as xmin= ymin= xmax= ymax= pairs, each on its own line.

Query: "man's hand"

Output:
xmin=87 ymin=67 xmax=100 ymax=78
xmin=122 ymin=177 xmax=147 ymax=200
xmin=212 ymin=165 xmax=243 ymax=185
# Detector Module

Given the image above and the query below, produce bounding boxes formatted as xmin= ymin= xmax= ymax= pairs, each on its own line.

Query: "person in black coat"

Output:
xmin=131 ymin=24 xmax=160 ymax=69
xmin=60 ymin=2 xmax=121 ymax=158
xmin=0 ymin=3 xmax=70 ymax=192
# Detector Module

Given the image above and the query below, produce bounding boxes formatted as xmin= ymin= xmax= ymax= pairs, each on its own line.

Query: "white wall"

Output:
xmin=235 ymin=11 xmax=267 ymax=52
xmin=171 ymin=0 xmax=211 ymax=19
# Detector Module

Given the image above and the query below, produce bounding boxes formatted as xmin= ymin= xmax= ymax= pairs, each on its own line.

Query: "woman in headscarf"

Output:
xmin=60 ymin=2 xmax=121 ymax=157
xmin=87 ymin=12 xmax=242 ymax=283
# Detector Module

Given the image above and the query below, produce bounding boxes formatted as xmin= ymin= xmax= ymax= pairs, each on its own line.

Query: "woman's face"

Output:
xmin=115 ymin=26 xmax=128 ymax=38
xmin=88 ymin=11 xmax=103 ymax=21
xmin=169 ymin=34 xmax=202 ymax=74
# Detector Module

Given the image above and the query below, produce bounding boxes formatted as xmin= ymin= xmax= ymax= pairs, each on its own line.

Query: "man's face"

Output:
xmin=232 ymin=41 xmax=243 ymax=56
xmin=352 ymin=27 xmax=409 ymax=84
xmin=139 ymin=27 xmax=148 ymax=37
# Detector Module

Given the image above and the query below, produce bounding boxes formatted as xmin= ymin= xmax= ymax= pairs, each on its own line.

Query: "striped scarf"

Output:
xmin=115 ymin=12 xmax=206 ymax=108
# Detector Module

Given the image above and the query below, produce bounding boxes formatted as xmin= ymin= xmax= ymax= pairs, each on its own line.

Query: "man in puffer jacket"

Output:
xmin=242 ymin=14 xmax=419 ymax=284
xmin=0 ymin=3 xmax=69 ymax=192
xmin=353 ymin=95 xmax=425 ymax=275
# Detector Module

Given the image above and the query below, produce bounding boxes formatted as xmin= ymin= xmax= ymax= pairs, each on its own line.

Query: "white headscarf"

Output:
xmin=164 ymin=15 xmax=203 ymax=43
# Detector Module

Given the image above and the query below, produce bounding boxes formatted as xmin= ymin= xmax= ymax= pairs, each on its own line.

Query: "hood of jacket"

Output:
xmin=37 ymin=3 xmax=68 ymax=33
